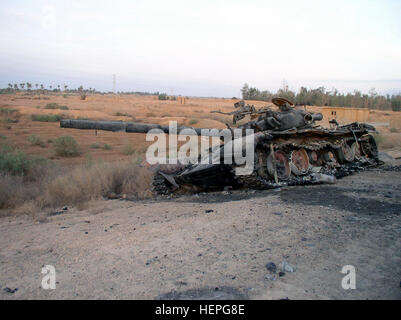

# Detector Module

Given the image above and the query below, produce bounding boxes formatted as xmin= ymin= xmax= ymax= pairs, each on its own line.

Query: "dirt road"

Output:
xmin=1 ymin=168 xmax=400 ymax=300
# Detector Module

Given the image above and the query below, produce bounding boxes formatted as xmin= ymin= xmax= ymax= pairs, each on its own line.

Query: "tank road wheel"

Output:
xmin=290 ymin=149 xmax=310 ymax=175
xmin=335 ymin=143 xmax=355 ymax=163
xmin=360 ymin=135 xmax=378 ymax=159
xmin=308 ymin=150 xmax=323 ymax=166
xmin=256 ymin=149 xmax=269 ymax=178
xmin=322 ymin=151 xmax=337 ymax=165
xmin=308 ymin=151 xmax=318 ymax=163
xmin=267 ymin=150 xmax=291 ymax=181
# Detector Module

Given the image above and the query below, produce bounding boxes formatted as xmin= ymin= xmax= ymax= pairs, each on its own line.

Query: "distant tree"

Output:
xmin=368 ymin=88 xmax=377 ymax=98
xmin=237 ymin=84 xmax=399 ymax=111
xmin=241 ymin=83 xmax=250 ymax=100
xmin=158 ymin=93 xmax=169 ymax=100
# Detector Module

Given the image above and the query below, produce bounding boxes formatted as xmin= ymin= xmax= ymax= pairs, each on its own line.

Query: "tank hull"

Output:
xmin=153 ymin=123 xmax=379 ymax=194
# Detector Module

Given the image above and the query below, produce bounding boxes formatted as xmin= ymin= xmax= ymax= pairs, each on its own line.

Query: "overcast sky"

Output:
xmin=0 ymin=0 xmax=400 ymax=97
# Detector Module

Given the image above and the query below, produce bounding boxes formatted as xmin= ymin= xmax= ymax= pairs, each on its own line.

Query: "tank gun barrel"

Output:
xmin=305 ymin=113 xmax=323 ymax=123
xmin=60 ymin=119 xmax=225 ymax=136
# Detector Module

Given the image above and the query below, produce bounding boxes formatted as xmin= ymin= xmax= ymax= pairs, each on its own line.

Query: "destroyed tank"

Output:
xmin=60 ymin=98 xmax=379 ymax=194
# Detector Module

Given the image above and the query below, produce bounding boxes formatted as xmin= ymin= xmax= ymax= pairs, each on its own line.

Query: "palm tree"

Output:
xmin=20 ymin=83 xmax=25 ymax=90
xmin=27 ymin=83 xmax=32 ymax=91
xmin=35 ymin=83 xmax=39 ymax=90
xmin=14 ymin=84 xmax=18 ymax=90
xmin=64 ymin=84 xmax=68 ymax=91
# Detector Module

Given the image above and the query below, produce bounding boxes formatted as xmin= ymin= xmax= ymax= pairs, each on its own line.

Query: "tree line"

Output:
xmin=241 ymin=83 xmax=401 ymax=111
xmin=1 ymin=83 xmax=97 ymax=94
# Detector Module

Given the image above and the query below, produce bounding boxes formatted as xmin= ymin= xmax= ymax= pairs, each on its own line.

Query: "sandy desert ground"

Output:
xmin=0 ymin=93 xmax=400 ymax=300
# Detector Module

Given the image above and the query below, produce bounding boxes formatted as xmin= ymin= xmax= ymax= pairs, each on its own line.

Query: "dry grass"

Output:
xmin=0 ymin=160 xmax=152 ymax=215
xmin=37 ymin=161 xmax=152 ymax=208
xmin=375 ymin=132 xmax=401 ymax=150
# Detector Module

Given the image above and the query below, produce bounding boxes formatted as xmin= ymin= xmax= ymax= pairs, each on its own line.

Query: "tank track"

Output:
xmin=234 ymin=171 xmax=276 ymax=190
xmin=236 ymin=136 xmax=378 ymax=190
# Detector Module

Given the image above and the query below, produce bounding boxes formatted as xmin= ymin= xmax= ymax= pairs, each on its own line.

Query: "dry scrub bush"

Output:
xmin=0 ymin=174 xmax=24 ymax=209
xmin=53 ymin=136 xmax=79 ymax=156
xmin=121 ymin=144 xmax=137 ymax=155
xmin=1 ymin=161 xmax=152 ymax=214
xmin=28 ymin=134 xmax=46 ymax=147
xmin=375 ymin=133 xmax=401 ymax=150
xmin=37 ymin=162 xmax=152 ymax=208
xmin=0 ymin=138 xmax=152 ymax=213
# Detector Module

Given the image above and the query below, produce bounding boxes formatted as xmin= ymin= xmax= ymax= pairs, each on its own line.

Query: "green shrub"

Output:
xmin=390 ymin=128 xmax=398 ymax=133
xmin=4 ymin=118 xmax=18 ymax=123
xmin=0 ymin=142 xmax=48 ymax=176
xmin=44 ymin=103 xmax=59 ymax=109
xmin=114 ymin=112 xmax=131 ymax=117
xmin=189 ymin=119 xmax=199 ymax=125
xmin=44 ymin=103 xmax=68 ymax=110
xmin=158 ymin=93 xmax=169 ymax=100
xmin=31 ymin=114 xmax=62 ymax=122
xmin=91 ymin=142 xmax=112 ymax=150
xmin=0 ymin=141 xmax=13 ymax=154
xmin=28 ymin=135 xmax=46 ymax=147
xmin=90 ymin=143 xmax=101 ymax=149
xmin=0 ymin=107 xmax=18 ymax=116
xmin=53 ymin=136 xmax=79 ymax=157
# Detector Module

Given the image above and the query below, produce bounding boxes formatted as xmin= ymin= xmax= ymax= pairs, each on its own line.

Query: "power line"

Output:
xmin=112 ymin=74 xmax=116 ymax=93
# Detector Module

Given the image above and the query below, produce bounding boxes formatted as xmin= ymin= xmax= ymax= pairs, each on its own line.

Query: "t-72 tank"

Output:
xmin=60 ymin=98 xmax=379 ymax=194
